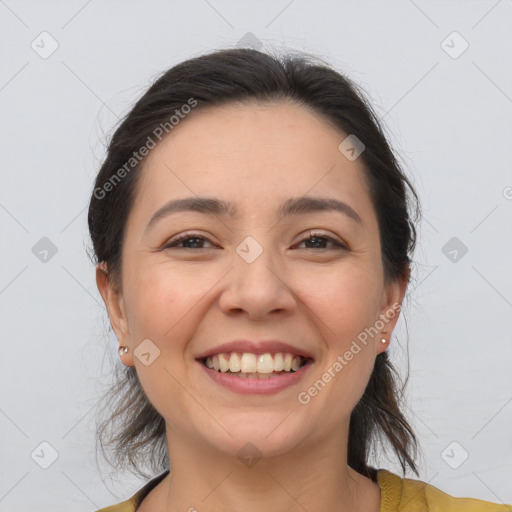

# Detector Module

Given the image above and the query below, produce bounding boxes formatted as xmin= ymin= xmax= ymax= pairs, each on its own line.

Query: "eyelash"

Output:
xmin=163 ymin=231 xmax=348 ymax=251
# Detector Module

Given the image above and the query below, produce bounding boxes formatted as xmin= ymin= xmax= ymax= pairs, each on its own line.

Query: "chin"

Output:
xmin=202 ymin=416 xmax=308 ymax=460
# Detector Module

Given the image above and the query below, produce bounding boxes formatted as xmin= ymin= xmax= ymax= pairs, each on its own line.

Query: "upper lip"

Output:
xmin=195 ymin=340 xmax=315 ymax=360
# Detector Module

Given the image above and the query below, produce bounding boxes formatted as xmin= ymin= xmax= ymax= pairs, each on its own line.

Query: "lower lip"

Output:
xmin=197 ymin=359 xmax=313 ymax=395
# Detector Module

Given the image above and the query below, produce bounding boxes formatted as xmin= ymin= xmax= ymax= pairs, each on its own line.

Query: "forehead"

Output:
xmin=131 ymin=101 xmax=376 ymax=225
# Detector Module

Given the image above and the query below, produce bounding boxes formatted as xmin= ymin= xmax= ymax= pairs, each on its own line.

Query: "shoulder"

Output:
xmin=95 ymin=470 xmax=170 ymax=512
xmin=377 ymin=469 xmax=512 ymax=512
xmin=95 ymin=497 xmax=137 ymax=512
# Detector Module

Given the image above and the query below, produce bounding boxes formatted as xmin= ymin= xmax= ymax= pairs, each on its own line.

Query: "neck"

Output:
xmin=153 ymin=429 xmax=380 ymax=512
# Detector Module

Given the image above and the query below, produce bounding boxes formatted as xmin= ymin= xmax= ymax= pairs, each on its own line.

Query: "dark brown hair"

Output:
xmin=88 ymin=48 xmax=420 ymax=480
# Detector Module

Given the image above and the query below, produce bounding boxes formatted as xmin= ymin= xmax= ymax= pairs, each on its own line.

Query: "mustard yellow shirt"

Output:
xmin=96 ymin=468 xmax=512 ymax=511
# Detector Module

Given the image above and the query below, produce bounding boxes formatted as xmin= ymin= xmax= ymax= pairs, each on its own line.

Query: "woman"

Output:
xmin=89 ymin=48 xmax=511 ymax=511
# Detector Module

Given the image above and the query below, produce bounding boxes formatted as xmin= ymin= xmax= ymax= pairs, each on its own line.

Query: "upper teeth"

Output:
xmin=205 ymin=352 xmax=303 ymax=373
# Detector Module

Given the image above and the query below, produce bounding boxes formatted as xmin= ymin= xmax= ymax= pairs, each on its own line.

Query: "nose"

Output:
xmin=218 ymin=241 xmax=297 ymax=320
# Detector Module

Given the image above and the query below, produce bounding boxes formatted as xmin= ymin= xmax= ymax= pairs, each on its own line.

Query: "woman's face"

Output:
xmin=98 ymin=101 xmax=406 ymax=460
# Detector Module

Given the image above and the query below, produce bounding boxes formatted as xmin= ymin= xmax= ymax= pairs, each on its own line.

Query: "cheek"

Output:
xmin=122 ymin=266 xmax=199 ymax=419
xmin=302 ymin=263 xmax=382 ymax=343
xmin=298 ymin=264 xmax=381 ymax=407
xmin=124 ymin=263 xmax=211 ymax=341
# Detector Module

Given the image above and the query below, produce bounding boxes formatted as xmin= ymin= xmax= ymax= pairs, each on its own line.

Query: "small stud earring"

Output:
xmin=119 ymin=346 xmax=129 ymax=357
xmin=380 ymin=338 xmax=387 ymax=344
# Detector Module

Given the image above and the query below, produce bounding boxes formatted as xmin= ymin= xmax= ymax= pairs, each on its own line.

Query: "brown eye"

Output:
xmin=163 ymin=234 xmax=216 ymax=249
xmin=296 ymin=232 xmax=348 ymax=250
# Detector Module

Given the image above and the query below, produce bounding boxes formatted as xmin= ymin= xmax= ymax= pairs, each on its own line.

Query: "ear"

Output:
xmin=376 ymin=270 xmax=408 ymax=355
xmin=96 ymin=262 xmax=134 ymax=366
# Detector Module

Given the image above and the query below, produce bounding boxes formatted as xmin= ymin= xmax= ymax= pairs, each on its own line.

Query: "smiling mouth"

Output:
xmin=199 ymin=352 xmax=311 ymax=379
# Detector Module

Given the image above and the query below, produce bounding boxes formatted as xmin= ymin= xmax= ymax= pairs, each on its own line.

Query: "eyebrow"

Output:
xmin=145 ymin=195 xmax=362 ymax=232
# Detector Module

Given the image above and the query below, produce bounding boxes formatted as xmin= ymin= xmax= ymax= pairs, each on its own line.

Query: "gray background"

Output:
xmin=1 ymin=0 xmax=511 ymax=510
